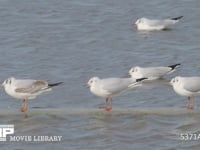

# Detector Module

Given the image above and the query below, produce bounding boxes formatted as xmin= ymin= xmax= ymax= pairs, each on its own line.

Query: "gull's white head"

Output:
xmin=86 ymin=77 xmax=100 ymax=88
xmin=135 ymin=18 xmax=145 ymax=26
xmin=170 ymin=77 xmax=181 ymax=86
xmin=135 ymin=19 xmax=141 ymax=25
xmin=129 ymin=66 xmax=140 ymax=77
xmin=2 ymin=77 xmax=15 ymax=87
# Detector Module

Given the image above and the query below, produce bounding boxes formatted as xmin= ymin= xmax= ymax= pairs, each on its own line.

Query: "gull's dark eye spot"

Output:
xmin=137 ymin=19 xmax=142 ymax=24
xmin=174 ymin=79 xmax=179 ymax=83
xmin=5 ymin=79 xmax=11 ymax=84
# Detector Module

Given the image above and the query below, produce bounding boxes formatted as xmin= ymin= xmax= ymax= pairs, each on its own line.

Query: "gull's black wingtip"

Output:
xmin=168 ymin=64 xmax=181 ymax=70
xmin=48 ymin=82 xmax=63 ymax=87
xmin=171 ymin=16 xmax=183 ymax=20
xmin=136 ymin=78 xmax=147 ymax=82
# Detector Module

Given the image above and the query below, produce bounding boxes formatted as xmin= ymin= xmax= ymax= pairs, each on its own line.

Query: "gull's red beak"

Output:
xmin=167 ymin=82 xmax=172 ymax=86
xmin=85 ymin=83 xmax=90 ymax=88
xmin=122 ymin=72 xmax=131 ymax=78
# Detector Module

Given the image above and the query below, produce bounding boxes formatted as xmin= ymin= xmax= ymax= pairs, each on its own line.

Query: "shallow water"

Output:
xmin=0 ymin=0 xmax=200 ymax=149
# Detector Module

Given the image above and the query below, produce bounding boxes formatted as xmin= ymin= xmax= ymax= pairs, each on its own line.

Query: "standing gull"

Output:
xmin=134 ymin=16 xmax=183 ymax=31
xmin=170 ymin=76 xmax=200 ymax=109
xmin=128 ymin=64 xmax=180 ymax=80
xmin=1 ymin=77 xmax=63 ymax=113
xmin=86 ymin=77 xmax=146 ymax=111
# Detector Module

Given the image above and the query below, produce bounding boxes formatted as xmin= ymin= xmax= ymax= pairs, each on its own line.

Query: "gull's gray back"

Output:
xmin=140 ymin=67 xmax=171 ymax=77
xmin=14 ymin=79 xmax=38 ymax=88
xmin=100 ymin=78 xmax=134 ymax=95
xmin=144 ymin=18 xmax=176 ymax=26
xmin=182 ymin=77 xmax=200 ymax=92
xmin=14 ymin=79 xmax=49 ymax=94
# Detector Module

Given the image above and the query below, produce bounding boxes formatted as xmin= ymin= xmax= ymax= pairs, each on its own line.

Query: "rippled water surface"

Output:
xmin=1 ymin=0 xmax=200 ymax=149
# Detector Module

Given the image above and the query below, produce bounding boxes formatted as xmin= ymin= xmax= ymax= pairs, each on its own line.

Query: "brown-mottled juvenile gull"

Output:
xmin=1 ymin=77 xmax=62 ymax=113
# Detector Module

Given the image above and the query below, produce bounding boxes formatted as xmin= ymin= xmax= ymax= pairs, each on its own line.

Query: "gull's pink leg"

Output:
xmin=105 ymin=97 xmax=112 ymax=111
xmin=185 ymin=96 xmax=194 ymax=109
xmin=106 ymin=98 xmax=108 ymax=107
xmin=190 ymin=96 xmax=195 ymax=109
xmin=186 ymin=96 xmax=191 ymax=108
xmin=21 ymin=99 xmax=27 ymax=112
xmin=99 ymin=98 xmax=108 ymax=109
